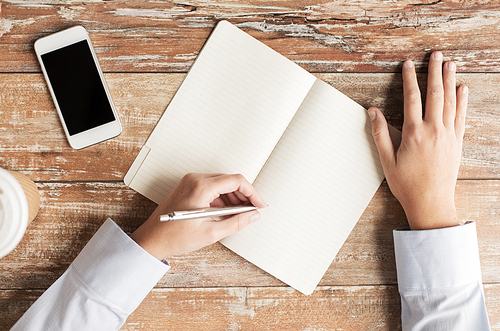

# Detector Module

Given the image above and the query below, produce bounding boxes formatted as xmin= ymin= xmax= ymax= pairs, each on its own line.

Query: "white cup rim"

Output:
xmin=0 ymin=168 xmax=29 ymax=259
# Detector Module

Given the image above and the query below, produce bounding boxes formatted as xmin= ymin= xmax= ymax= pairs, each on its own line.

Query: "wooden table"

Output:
xmin=1 ymin=1 xmax=500 ymax=330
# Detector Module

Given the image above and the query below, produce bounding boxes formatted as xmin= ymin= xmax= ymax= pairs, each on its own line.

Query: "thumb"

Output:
xmin=211 ymin=211 xmax=261 ymax=239
xmin=368 ymin=107 xmax=395 ymax=167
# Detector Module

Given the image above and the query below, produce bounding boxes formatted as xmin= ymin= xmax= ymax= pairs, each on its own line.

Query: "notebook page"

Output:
xmin=128 ymin=21 xmax=316 ymax=203
xmin=221 ymin=79 xmax=385 ymax=295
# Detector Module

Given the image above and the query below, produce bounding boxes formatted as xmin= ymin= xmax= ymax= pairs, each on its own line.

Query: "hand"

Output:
xmin=368 ymin=51 xmax=468 ymax=230
xmin=130 ymin=173 xmax=267 ymax=260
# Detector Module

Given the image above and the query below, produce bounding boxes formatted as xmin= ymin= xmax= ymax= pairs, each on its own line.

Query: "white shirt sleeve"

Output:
xmin=11 ymin=218 xmax=170 ymax=331
xmin=393 ymin=222 xmax=490 ymax=331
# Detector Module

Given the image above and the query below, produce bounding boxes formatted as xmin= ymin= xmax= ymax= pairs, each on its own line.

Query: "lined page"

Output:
xmin=221 ymin=79 xmax=385 ymax=295
xmin=128 ymin=21 xmax=316 ymax=203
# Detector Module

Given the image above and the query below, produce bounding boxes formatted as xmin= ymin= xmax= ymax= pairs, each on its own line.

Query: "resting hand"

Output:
xmin=131 ymin=173 xmax=266 ymax=260
xmin=368 ymin=51 xmax=468 ymax=230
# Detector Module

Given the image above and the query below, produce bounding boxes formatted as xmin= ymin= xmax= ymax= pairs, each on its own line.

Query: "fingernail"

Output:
xmin=368 ymin=109 xmax=377 ymax=121
xmin=461 ymin=85 xmax=468 ymax=94
xmin=250 ymin=212 xmax=261 ymax=223
xmin=405 ymin=60 xmax=414 ymax=68
xmin=448 ymin=61 xmax=456 ymax=71
xmin=434 ymin=52 xmax=443 ymax=60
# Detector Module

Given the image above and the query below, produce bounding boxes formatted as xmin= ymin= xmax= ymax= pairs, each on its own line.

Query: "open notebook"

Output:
xmin=125 ymin=20 xmax=399 ymax=295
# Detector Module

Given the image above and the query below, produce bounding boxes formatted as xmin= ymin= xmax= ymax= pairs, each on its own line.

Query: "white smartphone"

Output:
xmin=34 ymin=26 xmax=122 ymax=150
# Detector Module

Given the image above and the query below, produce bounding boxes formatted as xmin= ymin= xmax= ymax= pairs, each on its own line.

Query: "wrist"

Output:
xmin=403 ymin=201 xmax=459 ymax=230
xmin=130 ymin=218 xmax=169 ymax=261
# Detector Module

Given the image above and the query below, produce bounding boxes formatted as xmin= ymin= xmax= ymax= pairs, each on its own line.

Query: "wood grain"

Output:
xmin=2 ymin=1 xmax=500 ymax=330
xmin=1 ymin=180 xmax=499 ymax=291
xmin=123 ymin=284 xmax=500 ymax=330
xmin=124 ymin=286 xmax=403 ymax=331
xmin=3 ymin=285 xmax=500 ymax=331
xmin=2 ymin=1 xmax=500 ymax=73
xmin=1 ymin=73 xmax=500 ymax=181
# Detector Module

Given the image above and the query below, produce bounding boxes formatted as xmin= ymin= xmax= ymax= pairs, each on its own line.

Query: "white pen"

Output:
xmin=158 ymin=205 xmax=258 ymax=222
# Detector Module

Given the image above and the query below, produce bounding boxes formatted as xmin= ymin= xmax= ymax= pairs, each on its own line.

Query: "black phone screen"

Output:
xmin=41 ymin=40 xmax=116 ymax=135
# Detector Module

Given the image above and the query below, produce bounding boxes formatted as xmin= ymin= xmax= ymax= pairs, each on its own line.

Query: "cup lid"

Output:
xmin=0 ymin=168 xmax=29 ymax=259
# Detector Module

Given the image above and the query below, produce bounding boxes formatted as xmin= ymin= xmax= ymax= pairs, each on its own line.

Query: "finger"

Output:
xmin=218 ymin=194 xmax=231 ymax=206
xmin=225 ymin=192 xmax=242 ymax=205
xmin=199 ymin=173 xmax=225 ymax=178
xmin=207 ymin=174 xmax=267 ymax=208
xmin=209 ymin=197 xmax=226 ymax=208
xmin=204 ymin=174 xmax=251 ymax=204
xmin=368 ymin=107 xmax=396 ymax=170
xmin=402 ymin=60 xmax=423 ymax=126
xmin=182 ymin=173 xmax=224 ymax=182
xmin=455 ymin=85 xmax=468 ymax=140
xmin=233 ymin=190 xmax=250 ymax=203
xmin=442 ymin=61 xmax=457 ymax=127
xmin=211 ymin=211 xmax=261 ymax=239
xmin=424 ymin=51 xmax=444 ymax=123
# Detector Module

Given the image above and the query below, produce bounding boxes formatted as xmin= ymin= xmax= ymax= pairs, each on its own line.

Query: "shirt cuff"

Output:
xmin=72 ymin=218 xmax=170 ymax=314
xmin=393 ymin=222 xmax=482 ymax=291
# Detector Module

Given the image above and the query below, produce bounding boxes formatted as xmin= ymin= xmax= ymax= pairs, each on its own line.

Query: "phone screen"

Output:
xmin=41 ymin=40 xmax=116 ymax=136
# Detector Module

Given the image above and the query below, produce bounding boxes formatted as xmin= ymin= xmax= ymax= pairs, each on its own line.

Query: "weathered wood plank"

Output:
xmin=0 ymin=289 xmax=40 ymax=331
xmin=1 ymin=180 xmax=499 ymax=290
xmin=2 ymin=2 xmax=498 ymax=331
xmin=0 ymin=73 xmax=170 ymax=181
xmin=2 ymin=1 xmax=500 ymax=72
xmin=2 ymin=285 xmax=500 ymax=331
xmin=1 ymin=73 xmax=499 ymax=181
xmin=123 ymin=286 xmax=403 ymax=331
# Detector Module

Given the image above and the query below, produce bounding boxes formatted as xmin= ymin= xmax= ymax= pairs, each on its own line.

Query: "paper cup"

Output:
xmin=8 ymin=171 xmax=40 ymax=224
xmin=0 ymin=169 xmax=34 ymax=259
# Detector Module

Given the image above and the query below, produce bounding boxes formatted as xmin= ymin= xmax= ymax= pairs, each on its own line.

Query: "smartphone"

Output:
xmin=34 ymin=26 xmax=122 ymax=149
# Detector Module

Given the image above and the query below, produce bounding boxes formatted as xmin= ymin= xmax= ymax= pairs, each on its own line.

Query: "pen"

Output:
xmin=159 ymin=205 xmax=258 ymax=222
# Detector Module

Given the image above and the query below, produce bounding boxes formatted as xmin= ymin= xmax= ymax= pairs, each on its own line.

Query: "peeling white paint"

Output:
xmin=0 ymin=15 xmax=38 ymax=39
xmin=102 ymin=54 xmax=166 ymax=62
xmin=223 ymin=10 xmax=310 ymax=18
xmin=113 ymin=8 xmax=188 ymax=19
xmin=1 ymin=0 xmax=57 ymax=5
xmin=57 ymin=5 xmax=85 ymax=20
xmin=0 ymin=19 xmax=14 ymax=39
xmin=236 ymin=21 xmax=356 ymax=52
xmin=173 ymin=52 xmax=198 ymax=61
xmin=206 ymin=3 xmax=291 ymax=11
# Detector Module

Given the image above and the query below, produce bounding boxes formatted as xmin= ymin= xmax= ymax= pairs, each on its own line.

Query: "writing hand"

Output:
xmin=131 ymin=173 xmax=266 ymax=260
xmin=368 ymin=51 xmax=468 ymax=230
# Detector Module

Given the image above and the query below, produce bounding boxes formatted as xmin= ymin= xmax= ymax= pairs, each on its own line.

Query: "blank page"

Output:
xmin=127 ymin=21 xmax=316 ymax=203
xmin=221 ymin=79 xmax=385 ymax=295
